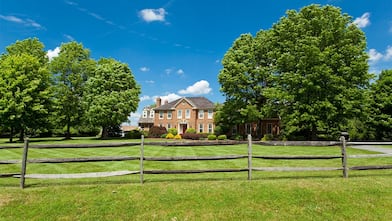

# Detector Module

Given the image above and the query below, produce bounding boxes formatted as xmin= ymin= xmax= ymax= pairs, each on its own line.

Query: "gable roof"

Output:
xmin=154 ymin=97 xmax=215 ymax=111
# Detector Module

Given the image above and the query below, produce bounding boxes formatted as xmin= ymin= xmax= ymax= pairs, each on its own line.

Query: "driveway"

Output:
xmin=351 ymin=145 xmax=392 ymax=154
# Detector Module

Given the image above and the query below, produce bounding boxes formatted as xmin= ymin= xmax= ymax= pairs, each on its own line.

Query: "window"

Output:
xmin=207 ymin=109 xmax=213 ymax=119
xmin=177 ymin=110 xmax=182 ymax=119
xmin=267 ymin=123 xmax=272 ymax=134
xmin=167 ymin=123 xmax=171 ymax=129
xmin=185 ymin=109 xmax=190 ymax=119
xmin=198 ymin=110 xmax=204 ymax=119
xmin=167 ymin=110 xmax=172 ymax=119
xmin=142 ymin=110 xmax=147 ymax=118
xmin=208 ymin=124 xmax=213 ymax=133
xmin=159 ymin=111 xmax=164 ymax=119
xmin=149 ymin=111 xmax=154 ymax=118
xmin=199 ymin=124 xmax=204 ymax=133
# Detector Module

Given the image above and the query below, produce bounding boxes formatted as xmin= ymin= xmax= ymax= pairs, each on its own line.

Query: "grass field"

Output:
xmin=1 ymin=137 xmax=392 ymax=220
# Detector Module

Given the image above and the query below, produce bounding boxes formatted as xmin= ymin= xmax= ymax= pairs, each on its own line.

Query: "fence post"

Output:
xmin=248 ymin=134 xmax=252 ymax=180
xmin=20 ymin=138 xmax=29 ymax=189
xmin=340 ymin=136 xmax=348 ymax=178
xmin=140 ymin=135 xmax=144 ymax=184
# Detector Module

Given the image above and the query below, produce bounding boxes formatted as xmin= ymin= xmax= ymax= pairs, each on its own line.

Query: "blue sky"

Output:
xmin=1 ymin=0 xmax=392 ymax=125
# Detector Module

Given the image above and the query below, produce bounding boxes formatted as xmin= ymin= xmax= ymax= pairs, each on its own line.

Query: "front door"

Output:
xmin=179 ymin=123 xmax=187 ymax=134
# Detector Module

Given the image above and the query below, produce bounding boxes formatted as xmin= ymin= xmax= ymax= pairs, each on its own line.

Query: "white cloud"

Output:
xmin=140 ymin=95 xmax=151 ymax=102
xmin=385 ymin=46 xmax=392 ymax=61
xmin=159 ymin=93 xmax=181 ymax=103
xmin=0 ymin=14 xmax=43 ymax=29
xmin=368 ymin=49 xmax=383 ymax=63
xmin=128 ymin=112 xmax=141 ymax=126
xmin=353 ymin=12 xmax=370 ymax=28
xmin=64 ymin=34 xmax=75 ymax=41
xmin=47 ymin=47 xmax=60 ymax=61
xmin=145 ymin=80 xmax=155 ymax=84
xmin=176 ymin=69 xmax=184 ymax=75
xmin=368 ymin=46 xmax=392 ymax=63
xmin=165 ymin=68 xmax=172 ymax=74
xmin=178 ymin=80 xmax=212 ymax=95
xmin=139 ymin=8 xmax=167 ymax=23
xmin=140 ymin=67 xmax=150 ymax=72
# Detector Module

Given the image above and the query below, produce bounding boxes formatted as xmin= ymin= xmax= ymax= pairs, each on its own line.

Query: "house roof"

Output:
xmin=154 ymin=97 xmax=215 ymax=111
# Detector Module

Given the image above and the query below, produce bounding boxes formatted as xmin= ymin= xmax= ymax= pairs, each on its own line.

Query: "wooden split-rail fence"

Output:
xmin=1 ymin=135 xmax=392 ymax=188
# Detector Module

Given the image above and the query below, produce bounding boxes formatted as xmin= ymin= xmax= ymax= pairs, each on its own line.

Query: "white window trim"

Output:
xmin=207 ymin=109 xmax=213 ymax=119
xmin=177 ymin=110 xmax=182 ymax=119
xmin=185 ymin=109 xmax=191 ymax=119
xmin=159 ymin=111 xmax=164 ymax=119
xmin=167 ymin=110 xmax=172 ymax=119
xmin=198 ymin=110 xmax=204 ymax=119
xmin=208 ymin=123 xmax=213 ymax=133
xmin=199 ymin=123 xmax=204 ymax=133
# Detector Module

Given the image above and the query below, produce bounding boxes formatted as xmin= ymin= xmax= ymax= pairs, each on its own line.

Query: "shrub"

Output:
xmin=174 ymin=134 xmax=182 ymax=139
xmin=231 ymin=134 xmax=243 ymax=141
xmin=167 ymin=128 xmax=178 ymax=136
xmin=261 ymin=134 xmax=274 ymax=141
xmin=166 ymin=133 xmax=174 ymax=139
xmin=217 ymin=135 xmax=227 ymax=140
xmin=207 ymin=134 xmax=217 ymax=140
xmin=185 ymin=128 xmax=196 ymax=134
xmin=125 ymin=129 xmax=143 ymax=139
xmin=161 ymin=133 xmax=167 ymax=138
xmin=182 ymin=133 xmax=201 ymax=140
xmin=148 ymin=126 xmax=167 ymax=138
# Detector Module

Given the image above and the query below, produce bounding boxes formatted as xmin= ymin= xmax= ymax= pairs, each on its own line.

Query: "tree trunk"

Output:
xmin=9 ymin=127 xmax=13 ymax=143
xmin=311 ymin=125 xmax=317 ymax=141
xmin=18 ymin=128 xmax=24 ymax=142
xmin=65 ymin=123 xmax=71 ymax=140
xmin=101 ymin=126 xmax=108 ymax=139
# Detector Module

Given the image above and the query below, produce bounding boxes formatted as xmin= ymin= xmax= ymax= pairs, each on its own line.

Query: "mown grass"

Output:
xmin=1 ymin=137 xmax=392 ymax=220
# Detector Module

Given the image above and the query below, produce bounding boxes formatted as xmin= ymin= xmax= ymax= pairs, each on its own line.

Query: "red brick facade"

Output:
xmin=153 ymin=97 xmax=215 ymax=134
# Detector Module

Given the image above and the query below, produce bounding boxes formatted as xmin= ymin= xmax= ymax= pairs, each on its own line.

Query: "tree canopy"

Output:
xmin=49 ymin=41 xmax=95 ymax=139
xmin=218 ymin=4 xmax=372 ymax=140
xmin=0 ymin=50 xmax=52 ymax=142
xmin=368 ymin=70 xmax=392 ymax=140
xmin=84 ymin=58 xmax=141 ymax=138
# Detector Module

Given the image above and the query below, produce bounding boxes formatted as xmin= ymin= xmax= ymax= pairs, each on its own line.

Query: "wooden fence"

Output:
xmin=1 ymin=135 xmax=391 ymax=188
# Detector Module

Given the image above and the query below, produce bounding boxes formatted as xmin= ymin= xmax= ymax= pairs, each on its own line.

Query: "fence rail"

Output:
xmin=1 ymin=136 xmax=391 ymax=188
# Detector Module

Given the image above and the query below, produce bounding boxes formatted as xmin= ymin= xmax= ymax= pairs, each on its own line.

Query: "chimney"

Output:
xmin=164 ymin=100 xmax=169 ymax=105
xmin=156 ymin=97 xmax=161 ymax=107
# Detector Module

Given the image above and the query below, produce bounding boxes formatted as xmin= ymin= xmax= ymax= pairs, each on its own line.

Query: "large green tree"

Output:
xmin=218 ymin=32 xmax=275 ymax=138
xmin=84 ymin=58 xmax=140 ymax=139
xmin=368 ymin=70 xmax=392 ymax=140
xmin=218 ymin=4 xmax=371 ymax=140
xmin=0 ymin=38 xmax=52 ymax=142
xmin=266 ymin=5 xmax=370 ymax=140
xmin=0 ymin=53 xmax=52 ymax=142
xmin=50 ymin=41 xmax=95 ymax=139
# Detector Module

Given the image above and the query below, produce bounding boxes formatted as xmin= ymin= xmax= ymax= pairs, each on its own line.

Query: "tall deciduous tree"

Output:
xmin=0 ymin=54 xmax=52 ymax=142
xmin=50 ymin=41 xmax=95 ymax=139
xmin=219 ymin=4 xmax=371 ymax=140
xmin=218 ymin=32 xmax=274 ymax=138
xmin=266 ymin=5 xmax=370 ymax=140
xmin=368 ymin=70 xmax=392 ymax=140
xmin=0 ymin=38 xmax=52 ymax=142
xmin=84 ymin=58 xmax=140 ymax=139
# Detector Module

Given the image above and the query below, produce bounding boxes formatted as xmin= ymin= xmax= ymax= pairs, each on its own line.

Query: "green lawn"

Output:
xmin=1 ymin=138 xmax=392 ymax=220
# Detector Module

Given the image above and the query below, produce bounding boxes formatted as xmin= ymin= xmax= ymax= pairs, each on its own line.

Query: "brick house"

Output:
xmin=153 ymin=97 xmax=215 ymax=134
